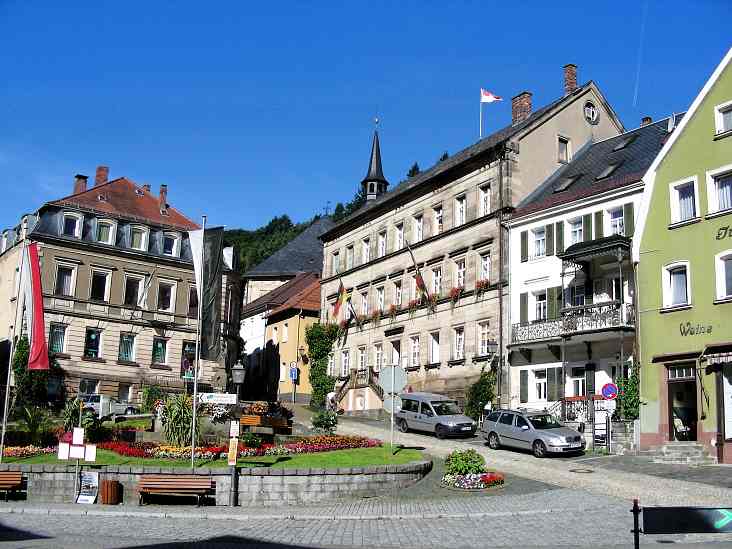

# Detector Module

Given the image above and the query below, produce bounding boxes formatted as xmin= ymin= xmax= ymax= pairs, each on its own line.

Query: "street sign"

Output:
xmin=199 ymin=393 xmax=237 ymax=405
xmin=383 ymin=394 xmax=403 ymax=413
xmin=644 ymin=507 xmax=732 ymax=534
xmin=289 ymin=365 xmax=298 ymax=382
xmin=601 ymin=382 xmax=619 ymax=400
xmin=227 ymin=437 xmax=238 ymax=466
xmin=76 ymin=471 xmax=99 ymax=504
xmin=229 ymin=420 xmax=240 ymax=438
xmin=378 ymin=366 xmax=408 ymax=394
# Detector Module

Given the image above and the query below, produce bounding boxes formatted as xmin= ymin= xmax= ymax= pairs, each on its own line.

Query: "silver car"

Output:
xmin=395 ymin=392 xmax=477 ymax=439
xmin=480 ymin=409 xmax=585 ymax=458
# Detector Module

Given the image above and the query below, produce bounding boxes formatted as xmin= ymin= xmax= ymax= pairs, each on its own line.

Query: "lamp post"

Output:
xmin=231 ymin=360 xmax=245 ymax=403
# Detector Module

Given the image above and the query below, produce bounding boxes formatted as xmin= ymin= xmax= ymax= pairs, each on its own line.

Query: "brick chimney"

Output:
xmin=142 ymin=183 xmax=151 ymax=192
xmin=641 ymin=116 xmax=652 ymax=127
xmin=512 ymin=91 xmax=532 ymax=125
xmin=73 ymin=174 xmax=88 ymax=194
xmin=94 ymin=165 xmax=109 ymax=187
xmin=159 ymin=184 xmax=168 ymax=214
xmin=563 ymin=64 xmax=577 ymax=96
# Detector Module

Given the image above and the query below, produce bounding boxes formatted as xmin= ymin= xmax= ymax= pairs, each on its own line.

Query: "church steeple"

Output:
xmin=361 ymin=130 xmax=389 ymax=201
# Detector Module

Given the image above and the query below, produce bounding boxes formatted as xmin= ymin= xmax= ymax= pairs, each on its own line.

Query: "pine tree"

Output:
xmin=407 ymin=162 xmax=420 ymax=178
xmin=439 ymin=151 xmax=449 ymax=162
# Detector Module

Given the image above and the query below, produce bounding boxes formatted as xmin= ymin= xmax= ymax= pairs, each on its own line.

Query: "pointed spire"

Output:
xmin=361 ymin=131 xmax=389 ymax=200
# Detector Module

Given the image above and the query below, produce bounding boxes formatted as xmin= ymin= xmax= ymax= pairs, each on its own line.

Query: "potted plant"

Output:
xmin=449 ymin=286 xmax=463 ymax=305
xmin=408 ymin=299 xmax=420 ymax=318
xmin=371 ymin=309 xmax=382 ymax=324
xmin=388 ymin=304 xmax=398 ymax=321
xmin=476 ymin=279 xmax=490 ymax=296
xmin=427 ymin=293 xmax=439 ymax=311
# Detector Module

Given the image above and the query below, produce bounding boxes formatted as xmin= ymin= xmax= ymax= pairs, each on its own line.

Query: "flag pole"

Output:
xmin=0 ymin=224 xmax=28 ymax=464
xmin=191 ymin=215 xmax=206 ymax=471
xmin=479 ymin=98 xmax=483 ymax=139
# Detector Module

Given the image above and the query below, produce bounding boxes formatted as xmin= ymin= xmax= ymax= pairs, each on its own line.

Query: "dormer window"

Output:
xmin=62 ymin=212 xmax=82 ymax=238
xmin=96 ymin=219 xmax=116 ymax=245
xmin=162 ymin=232 xmax=181 ymax=257
xmin=130 ymin=225 xmax=149 ymax=251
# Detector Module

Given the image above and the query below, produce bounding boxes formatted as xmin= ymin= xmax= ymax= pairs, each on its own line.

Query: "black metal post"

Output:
xmin=229 ymin=465 xmax=238 ymax=507
xmin=631 ymin=498 xmax=641 ymax=549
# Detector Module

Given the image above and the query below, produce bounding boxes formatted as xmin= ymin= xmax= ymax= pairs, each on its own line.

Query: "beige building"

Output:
xmin=0 ymin=167 xmax=241 ymax=404
xmin=320 ymin=65 xmax=624 ymax=413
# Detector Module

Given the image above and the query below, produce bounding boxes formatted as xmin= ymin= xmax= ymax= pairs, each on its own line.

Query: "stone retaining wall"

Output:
xmin=0 ymin=461 xmax=432 ymax=507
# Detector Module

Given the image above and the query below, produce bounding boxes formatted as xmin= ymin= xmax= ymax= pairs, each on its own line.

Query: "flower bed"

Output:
xmin=441 ymin=472 xmax=504 ymax=490
xmin=3 ymin=446 xmax=56 ymax=459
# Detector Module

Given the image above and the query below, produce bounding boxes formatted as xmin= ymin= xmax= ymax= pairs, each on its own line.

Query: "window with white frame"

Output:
xmin=396 ymin=223 xmax=404 ymax=250
xmin=96 ymin=219 xmax=116 ymax=245
xmin=130 ymin=226 xmax=149 ymax=251
xmin=411 ymin=275 xmax=418 ymax=300
xmin=413 ymin=215 xmax=423 ymax=242
xmin=377 ymin=286 xmax=384 ymax=311
xmin=188 ymin=285 xmax=198 ymax=318
xmin=609 ymin=208 xmax=624 ymax=235
xmin=373 ymin=344 xmax=383 ymax=372
xmin=358 ymin=347 xmax=367 ymax=370
xmin=391 ymin=340 xmax=401 ymax=366
xmin=49 ymin=323 xmax=66 ymax=354
xmin=152 ymin=337 xmax=168 ymax=364
xmin=479 ymin=184 xmax=491 ymax=216
xmin=571 ymin=367 xmax=586 ymax=397
xmin=669 ymin=179 xmax=698 ymax=223
xmin=89 ymin=269 xmax=111 ymax=302
xmin=83 ymin=328 xmax=102 ymax=359
xmin=707 ymin=166 xmax=732 ymax=214
xmin=453 ymin=326 xmax=464 ymax=360
xmin=360 ymin=292 xmax=368 ymax=315
xmin=433 ymin=205 xmax=443 ymax=234
xmin=341 ymin=350 xmax=350 ymax=376
xmin=62 ymin=212 xmax=82 ymax=238
xmin=54 ymin=264 xmax=76 ymax=297
xmin=377 ymin=232 xmax=386 ymax=257
xmin=410 ymin=335 xmax=420 ymax=368
xmin=478 ymin=321 xmax=490 ymax=355
xmin=327 ymin=353 xmax=335 ymax=376
xmin=454 ymin=195 xmax=466 ymax=226
xmin=663 ymin=262 xmax=690 ymax=308
xmin=332 ymin=251 xmax=340 ymax=275
xmin=558 ymin=136 xmax=570 ymax=163
xmin=480 ymin=254 xmax=490 ymax=281
xmin=362 ymin=238 xmax=370 ymax=263
xmin=429 ymin=331 xmax=440 ymax=363
xmin=394 ymin=280 xmax=402 ymax=306
xmin=532 ymin=227 xmax=546 ymax=258
xmin=79 ymin=378 xmax=99 ymax=395
xmin=668 ymin=364 xmax=694 ymax=380
xmin=455 ymin=258 xmax=465 ymax=288
xmin=715 ymin=250 xmax=732 ymax=301
xmin=432 ymin=267 xmax=442 ymax=295
xmin=118 ymin=333 xmax=136 ymax=362
xmin=162 ymin=233 xmax=180 ymax=257
xmin=535 ymin=291 xmax=547 ymax=321
xmin=535 ymin=369 xmax=547 ymax=400
xmin=346 ymin=245 xmax=354 ymax=269
xmin=570 ymin=218 xmax=583 ymax=244
xmin=714 ymin=100 xmax=732 ymax=134
xmin=123 ymin=275 xmax=144 ymax=307
xmin=570 ymin=284 xmax=585 ymax=307
xmin=157 ymin=280 xmax=176 ymax=313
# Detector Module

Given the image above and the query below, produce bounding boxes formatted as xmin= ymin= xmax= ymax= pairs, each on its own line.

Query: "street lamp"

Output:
xmin=231 ymin=360 xmax=246 ymax=402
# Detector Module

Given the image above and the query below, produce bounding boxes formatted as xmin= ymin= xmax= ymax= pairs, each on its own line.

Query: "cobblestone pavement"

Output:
xmin=336 ymin=416 xmax=732 ymax=507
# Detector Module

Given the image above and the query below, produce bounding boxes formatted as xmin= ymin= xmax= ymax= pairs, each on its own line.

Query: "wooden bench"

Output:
xmin=138 ymin=475 xmax=214 ymax=506
xmin=0 ymin=472 xmax=23 ymax=501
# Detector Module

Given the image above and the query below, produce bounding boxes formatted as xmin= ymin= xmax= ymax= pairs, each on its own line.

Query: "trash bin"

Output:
xmin=99 ymin=479 xmax=121 ymax=505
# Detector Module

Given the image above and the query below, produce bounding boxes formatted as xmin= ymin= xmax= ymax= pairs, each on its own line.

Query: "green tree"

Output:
xmin=407 ymin=162 xmax=420 ymax=177
xmin=305 ymin=323 xmax=339 ymax=408
xmin=10 ymin=337 xmax=62 ymax=412
xmin=464 ymin=369 xmax=495 ymax=420
xmin=616 ymin=365 xmax=640 ymax=420
xmin=439 ymin=151 xmax=449 ymax=162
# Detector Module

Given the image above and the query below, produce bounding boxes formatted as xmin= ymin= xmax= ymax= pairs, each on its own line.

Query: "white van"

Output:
xmin=80 ymin=394 xmax=139 ymax=419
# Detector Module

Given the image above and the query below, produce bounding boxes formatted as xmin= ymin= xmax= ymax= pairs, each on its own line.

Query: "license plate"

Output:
xmin=461 ymin=426 xmax=472 ymax=431
xmin=569 ymin=442 xmax=581 ymax=448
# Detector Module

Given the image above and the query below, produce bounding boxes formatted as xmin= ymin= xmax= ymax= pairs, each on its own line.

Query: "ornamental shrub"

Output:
xmin=240 ymin=432 xmax=262 ymax=448
xmin=444 ymin=449 xmax=487 ymax=475
xmin=616 ymin=364 xmax=640 ymax=420
xmin=161 ymin=394 xmax=200 ymax=447
xmin=305 ymin=323 xmax=339 ymax=408
xmin=311 ymin=410 xmax=338 ymax=434
xmin=464 ymin=369 xmax=495 ymax=420
xmin=10 ymin=337 xmax=64 ymax=411
xmin=141 ymin=384 xmax=166 ymax=413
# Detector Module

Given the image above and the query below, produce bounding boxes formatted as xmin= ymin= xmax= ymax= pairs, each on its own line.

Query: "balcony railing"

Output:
xmin=511 ymin=301 xmax=635 ymax=344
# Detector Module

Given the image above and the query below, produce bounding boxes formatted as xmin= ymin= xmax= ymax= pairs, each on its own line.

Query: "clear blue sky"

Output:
xmin=1 ymin=1 xmax=730 ymax=230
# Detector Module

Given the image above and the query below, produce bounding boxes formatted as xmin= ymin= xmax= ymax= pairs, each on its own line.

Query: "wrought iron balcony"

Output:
xmin=511 ymin=301 xmax=635 ymax=344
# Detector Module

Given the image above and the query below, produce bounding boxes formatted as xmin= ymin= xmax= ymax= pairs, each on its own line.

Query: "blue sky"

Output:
xmin=0 ymin=1 xmax=730 ymax=230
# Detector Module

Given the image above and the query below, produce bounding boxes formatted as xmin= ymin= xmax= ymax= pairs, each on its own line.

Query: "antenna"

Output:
xmin=325 ymin=201 xmax=331 ymax=216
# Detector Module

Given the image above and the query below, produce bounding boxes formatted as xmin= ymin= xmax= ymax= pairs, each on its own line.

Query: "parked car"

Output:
xmin=395 ymin=392 xmax=477 ymax=438
xmin=80 ymin=394 xmax=139 ymax=419
xmin=480 ymin=408 xmax=585 ymax=458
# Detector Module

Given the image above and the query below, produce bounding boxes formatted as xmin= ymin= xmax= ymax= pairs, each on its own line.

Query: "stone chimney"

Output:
xmin=641 ymin=116 xmax=653 ymax=127
xmin=142 ymin=184 xmax=151 ymax=192
xmin=73 ymin=174 xmax=88 ymax=195
xmin=563 ymin=64 xmax=577 ymax=96
xmin=94 ymin=165 xmax=109 ymax=187
xmin=512 ymin=91 xmax=532 ymax=125
xmin=159 ymin=184 xmax=168 ymax=214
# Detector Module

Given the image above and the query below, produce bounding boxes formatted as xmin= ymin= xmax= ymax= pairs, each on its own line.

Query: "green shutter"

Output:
xmin=583 ymin=214 xmax=592 ymax=242
xmin=585 ymin=364 xmax=596 ymax=396
xmin=594 ymin=211 xmax=603 ymax=239
xmin=520 ymin=370 xmax=528 ymax=403
xmin=555 ymin=221 xmax=564 ymax=254
xmin=623 ymin=203 xmax=634 ymax=236
xmin=520 ymin=231 xmax=528 ymax=262
xmin=546 ymin=224 xmax=555 ymax=256
xmin=547 ymin=368 xmax=559 ymax=401
xmin=520 ymin=292 xmax=528 ymax=325
xmin=548 ymin=286 xmax=562 ymax=319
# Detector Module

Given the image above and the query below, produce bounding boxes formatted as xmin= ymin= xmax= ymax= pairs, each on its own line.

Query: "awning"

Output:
xmin=558 ymin=234 xmax=631 ymax=262
xmin=702 ymin=342 xmax=732 ymax=365
xmin=651 ymin=350 xmax=702 ymax=364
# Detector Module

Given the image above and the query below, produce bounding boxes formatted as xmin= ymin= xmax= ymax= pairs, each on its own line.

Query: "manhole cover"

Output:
xmin=569 ymin=468 xmax=595 ymax=474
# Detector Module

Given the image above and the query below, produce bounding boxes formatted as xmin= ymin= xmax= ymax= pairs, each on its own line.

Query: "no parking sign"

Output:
xmin=602 ymin=382 xmax=619 ymax=400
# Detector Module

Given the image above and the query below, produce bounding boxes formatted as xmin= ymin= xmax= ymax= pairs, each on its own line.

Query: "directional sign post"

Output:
xmin=379 ymin=364 xmax=408 ymax=454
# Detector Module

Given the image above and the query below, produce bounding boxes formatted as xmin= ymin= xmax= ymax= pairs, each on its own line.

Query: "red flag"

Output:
xmin=25 ymin=243 xmax=49 ymax=370
xmin=332 ymin=281 xmax=347 ymax=319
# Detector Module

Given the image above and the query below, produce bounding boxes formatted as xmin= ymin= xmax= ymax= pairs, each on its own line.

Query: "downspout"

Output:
xmin=296 ymin=307 xmax=303 ymax=403
xmin=497 ymin=145 xmax=507 ymax=407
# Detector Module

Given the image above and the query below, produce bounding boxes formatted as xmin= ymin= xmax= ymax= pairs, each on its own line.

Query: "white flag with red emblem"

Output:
xmin=480 ymin=89 xmax=502 ymax=103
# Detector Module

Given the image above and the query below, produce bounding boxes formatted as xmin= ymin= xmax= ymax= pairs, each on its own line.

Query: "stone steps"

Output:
xmin=651 ymin=442 xmax=716 ymax=465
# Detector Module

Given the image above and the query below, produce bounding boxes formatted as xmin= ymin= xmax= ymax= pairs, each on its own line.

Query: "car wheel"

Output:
xmin=435 ymin=425 xmax=447 ymax=439
xmin=397 ymin=419 xmax=409 ymax=433
xmin=533 ymin=440 xmax=547 ymax=458
xmin=488 ymin=432 xmax=501 ymax=450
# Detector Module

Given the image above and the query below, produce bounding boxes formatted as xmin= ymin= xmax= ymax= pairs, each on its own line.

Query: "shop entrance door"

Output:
xmin=667 ymin=364 xmax=698 ymax=442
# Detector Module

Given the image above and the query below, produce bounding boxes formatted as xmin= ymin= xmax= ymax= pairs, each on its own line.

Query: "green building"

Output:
xmin=633 ymin=48 xmax=732 ymax=463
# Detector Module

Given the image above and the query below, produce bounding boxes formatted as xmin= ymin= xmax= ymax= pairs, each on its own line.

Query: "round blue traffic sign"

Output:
xmin=601 ymin=382 xmax=619 ymax=400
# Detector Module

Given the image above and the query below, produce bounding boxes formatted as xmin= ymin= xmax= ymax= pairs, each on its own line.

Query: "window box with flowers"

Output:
xmin=427 ymin=293 xmax=439 ymax=311
xmin=475 ymin=279 xmax=490 ymax=296
xmin=407 ymin=299 xmax=421 ymax=318
xmin=388 ymin=304 xmax=399 ymax=321
xmin=449 ymin=286 xmax=464 ymax=305
xmin=371 ymin=309 xmax=382 ymax=324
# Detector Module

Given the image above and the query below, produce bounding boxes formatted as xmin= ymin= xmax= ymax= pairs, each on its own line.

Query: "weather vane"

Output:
xmin=374 ymin=116 xmax=380 ymax=128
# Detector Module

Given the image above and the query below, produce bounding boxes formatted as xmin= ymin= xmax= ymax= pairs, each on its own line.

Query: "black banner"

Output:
xmin=644 ymin=507 xmax=732 ymax=534
xmin=201 ymin=227 xmax=224 ymax=361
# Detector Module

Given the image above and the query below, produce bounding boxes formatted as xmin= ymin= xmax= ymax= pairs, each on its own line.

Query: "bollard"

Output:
xmin=229 ymin=465 xmax=238 ymax=507
xmin=631 ymin=498 xmax=641 ymax=549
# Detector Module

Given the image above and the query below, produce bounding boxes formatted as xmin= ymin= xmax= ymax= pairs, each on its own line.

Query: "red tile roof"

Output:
xmin=242 ymin=272 xmax=320 ymax=317
xmin=267 ymin=277 xmax=321 ymax=317
xmin=50 ymin=177 xmax=199 ymax=231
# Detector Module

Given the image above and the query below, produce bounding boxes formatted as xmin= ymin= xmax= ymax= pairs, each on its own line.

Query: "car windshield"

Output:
xmin=431 ymin=401 xmax=461 ymax=416
xmin=528 ymin=414 xmax=562 ymax=429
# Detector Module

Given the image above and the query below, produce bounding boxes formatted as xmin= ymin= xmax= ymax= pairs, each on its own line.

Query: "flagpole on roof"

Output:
xmin=479 ymin=91 xmax=483 ymax=139
xmin=0 ymin=221 xmax=28 ymax=463
xmin=191 ymin=215 xmax=206 ymax=471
